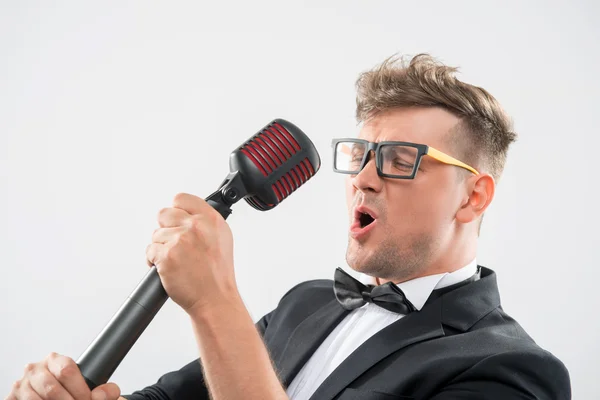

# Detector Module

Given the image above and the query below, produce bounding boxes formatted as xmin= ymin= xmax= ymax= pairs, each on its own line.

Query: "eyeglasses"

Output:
xmin=331 ymin=138 xmax=479 ymax=179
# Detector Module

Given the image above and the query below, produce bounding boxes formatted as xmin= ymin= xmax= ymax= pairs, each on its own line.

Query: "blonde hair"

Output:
xmin=355 ymin=53 xmax=517 ymax=180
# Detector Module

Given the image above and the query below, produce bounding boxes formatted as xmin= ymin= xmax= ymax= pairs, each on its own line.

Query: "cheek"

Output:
xmin=386 ymin=186 xmax=449 ymax=229
xmin=413 ymin=184 xmax=458 ymax=224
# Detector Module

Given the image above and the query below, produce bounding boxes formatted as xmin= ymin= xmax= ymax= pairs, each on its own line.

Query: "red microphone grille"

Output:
xmin=270 ymin=158 xmax=315 ymax=202
xmin=240 ymin=122 xmax=303 ymax=177
xmin=233 ymin=119 xmax=320 ymax=211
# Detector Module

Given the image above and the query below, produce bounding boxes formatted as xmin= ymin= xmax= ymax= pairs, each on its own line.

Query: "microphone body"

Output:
xmin=76 ymin=119 xmax=320 ymax=388
xmin=77 ymin=268 xmax=167 ymax=388
xmin=77 ymin=201 xmax=231 ymax=388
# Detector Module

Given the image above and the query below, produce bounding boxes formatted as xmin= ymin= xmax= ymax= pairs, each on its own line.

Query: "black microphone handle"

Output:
xmin=77 ymin=198 xmax=233 ymax=389
xmin=77 ymin=266 xmax=167 ymax=389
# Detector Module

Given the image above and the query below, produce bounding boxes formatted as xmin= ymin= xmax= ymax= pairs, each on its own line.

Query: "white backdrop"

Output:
xmin=1 ymin=1 xmax=598 ymax=398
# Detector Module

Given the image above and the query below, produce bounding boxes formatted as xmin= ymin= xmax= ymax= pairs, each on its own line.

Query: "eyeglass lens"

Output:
xmin=334 ymin=141 xmax=418 ymax=177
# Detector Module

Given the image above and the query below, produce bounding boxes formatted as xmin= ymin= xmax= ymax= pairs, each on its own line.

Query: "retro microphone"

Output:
xmin=76 ymin=118 xmax=321 ymax=389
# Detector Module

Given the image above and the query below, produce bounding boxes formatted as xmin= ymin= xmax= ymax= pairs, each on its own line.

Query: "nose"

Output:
xmin=351 ymin=150 xmax=383 ymax=193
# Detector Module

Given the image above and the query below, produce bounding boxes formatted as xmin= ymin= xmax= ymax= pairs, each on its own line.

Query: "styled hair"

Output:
xmin=355 ymin=53 xmax=517 ymax=181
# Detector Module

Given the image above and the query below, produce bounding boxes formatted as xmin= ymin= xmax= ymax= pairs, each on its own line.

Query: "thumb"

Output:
xmin=91 ymin=382 xmax=121 ymax=400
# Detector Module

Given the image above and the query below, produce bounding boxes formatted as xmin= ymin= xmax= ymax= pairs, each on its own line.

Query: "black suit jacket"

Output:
xmin=124 ymin=267 xmax=571 ymax=399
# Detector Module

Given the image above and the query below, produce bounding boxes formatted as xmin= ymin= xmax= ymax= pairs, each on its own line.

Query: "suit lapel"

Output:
xmin=307 ymin=266 xmax=500 ymax=400
xmin=276 ymin=299 xmax=350 ymax=387
xmin=308 ymin=300 xmax=445 ymax=400
xmin=274 ymin=266 xmax=499 ymax=399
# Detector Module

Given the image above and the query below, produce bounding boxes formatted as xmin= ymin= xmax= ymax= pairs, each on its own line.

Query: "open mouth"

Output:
xmin=359 ymin=212 xmax=375 ymax=228
xmin=350 ymin=207 xmax=377 ymax=240
xmin=354 ymin=206 xmax=377 ymax=228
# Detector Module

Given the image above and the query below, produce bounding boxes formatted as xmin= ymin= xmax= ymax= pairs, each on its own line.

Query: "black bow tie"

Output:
xmin=333 ymin=267 xmax=417 ymax=314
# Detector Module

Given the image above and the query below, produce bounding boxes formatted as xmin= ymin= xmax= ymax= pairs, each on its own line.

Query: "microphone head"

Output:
xmin=229 ymin=119 xmax=321 ymax=211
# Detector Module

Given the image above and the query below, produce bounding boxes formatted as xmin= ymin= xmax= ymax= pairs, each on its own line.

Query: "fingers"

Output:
xmin=28 ymin=365 xmax=75 ymax=400
xmin=6 ymin=353 xmax=116 ymax=400
xmin=46 ymin=353 xmax=90 ymax=400
xmin=92 ymin=382 xmax=121 ymax=400
xmin=14 ymin=380 xmax=43 ymax=400
xmin=172 ymin=192 xmax=213 ymax=216
xmin=152 ymin=226 xmax=184 ymax=244
xmin=157 ymin=207 xmax=189 ymax=228
xmin=146 ymin=242 xmax=166 ymax=267
xmin=151 ymin=208 xmax=188 ymax=267
xmin=6 ymin=378 xmax=41 ymax=400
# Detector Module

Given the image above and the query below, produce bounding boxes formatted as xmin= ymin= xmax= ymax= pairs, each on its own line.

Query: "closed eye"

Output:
xmin=393 ymin=161 xmax=414 ymax=170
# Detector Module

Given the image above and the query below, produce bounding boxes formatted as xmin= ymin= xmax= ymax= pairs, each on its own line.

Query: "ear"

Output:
xmin=456 ymin=173 xmax=495 ymax=224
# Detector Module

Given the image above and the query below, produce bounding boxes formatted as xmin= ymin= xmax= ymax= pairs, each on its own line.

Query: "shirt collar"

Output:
xmin=358 ymin=259 xmax=478 ymax=311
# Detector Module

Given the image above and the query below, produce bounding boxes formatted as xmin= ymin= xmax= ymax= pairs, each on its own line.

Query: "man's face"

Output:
xmin=345 ymin=107 xmax=468 ymax=283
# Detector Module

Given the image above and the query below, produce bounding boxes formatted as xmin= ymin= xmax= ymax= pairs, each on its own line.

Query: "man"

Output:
xmin=7 ymin=54 xmax=571 ymax=399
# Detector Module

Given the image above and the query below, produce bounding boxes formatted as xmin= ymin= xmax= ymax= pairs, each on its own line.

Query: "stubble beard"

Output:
xmin=345 ymin=225 xmax=436 ymax=283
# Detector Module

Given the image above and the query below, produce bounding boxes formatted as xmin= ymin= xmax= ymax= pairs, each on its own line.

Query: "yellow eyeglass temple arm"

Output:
xmin=427 ymin=147 xmax=479 ymax=175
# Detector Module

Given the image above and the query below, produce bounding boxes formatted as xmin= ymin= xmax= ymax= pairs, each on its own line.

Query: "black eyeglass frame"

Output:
xmin=332 ymin=138 xmax=427 ymax=179
xmin=331 ymin=138 xmax=480 ymax=179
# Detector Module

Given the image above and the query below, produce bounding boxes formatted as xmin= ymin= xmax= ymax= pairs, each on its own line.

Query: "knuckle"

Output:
xmin=173 ymin=192 xmax=187 ymax=204
xmin=29 ymin=368 xmax=62 ymax=398
xmin=34 ymin=370 xmax=58 ymax=395
xmin=47 ymin=352 xmax=74 ymax=368
xmin=23 ymin=363 xmax=36 ymax=374
xmin=44 ymin=382 xmax=61 ymax=398
xmin=55 ymin=362 xmax=77 ymax=380
xmin=54 ymin=354 xmax=74 ymax=365
xmin=12 ymin=379 xmax=21 ymax=390
xmin=157 ymin=207 xmax=171 ymax=224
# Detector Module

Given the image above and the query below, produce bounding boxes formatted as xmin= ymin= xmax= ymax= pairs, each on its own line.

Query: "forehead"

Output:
xmin=358 ymin=107 xmax=461 ymax=147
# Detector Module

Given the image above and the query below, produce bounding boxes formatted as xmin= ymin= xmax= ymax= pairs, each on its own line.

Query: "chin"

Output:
xmin=345 ymin=234 xmax=426 ymax=282
xmin=345 ymin=242 xmax=373 ymax=273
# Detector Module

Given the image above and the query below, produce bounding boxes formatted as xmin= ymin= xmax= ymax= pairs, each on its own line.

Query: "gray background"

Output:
xmin=1 ymin=1 xmax=598 ymax=398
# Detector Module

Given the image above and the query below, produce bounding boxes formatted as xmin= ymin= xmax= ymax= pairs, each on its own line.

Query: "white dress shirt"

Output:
xmin=285 ymin=259 xmax=478 ymax=400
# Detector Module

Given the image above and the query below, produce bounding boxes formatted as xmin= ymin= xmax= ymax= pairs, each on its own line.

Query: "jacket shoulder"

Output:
xmin=441 ymin=346 xmax=571 ymax=399
xmin=278 ymin=278 xmax=335 ymax=308
xmin=260 ymin=279 xmax=335 ymax=336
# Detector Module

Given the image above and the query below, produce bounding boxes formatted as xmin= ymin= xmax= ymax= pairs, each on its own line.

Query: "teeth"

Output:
xmin=361 ymin=211 xmax=373 ymax=219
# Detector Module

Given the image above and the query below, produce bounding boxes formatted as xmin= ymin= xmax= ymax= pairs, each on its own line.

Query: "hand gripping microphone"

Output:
xmin=76 ymin=118 xmax=321 ymax=389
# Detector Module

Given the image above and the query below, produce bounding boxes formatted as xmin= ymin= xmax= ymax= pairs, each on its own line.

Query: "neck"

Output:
xmin=378 ymin=235 xmax=477 ymax=285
